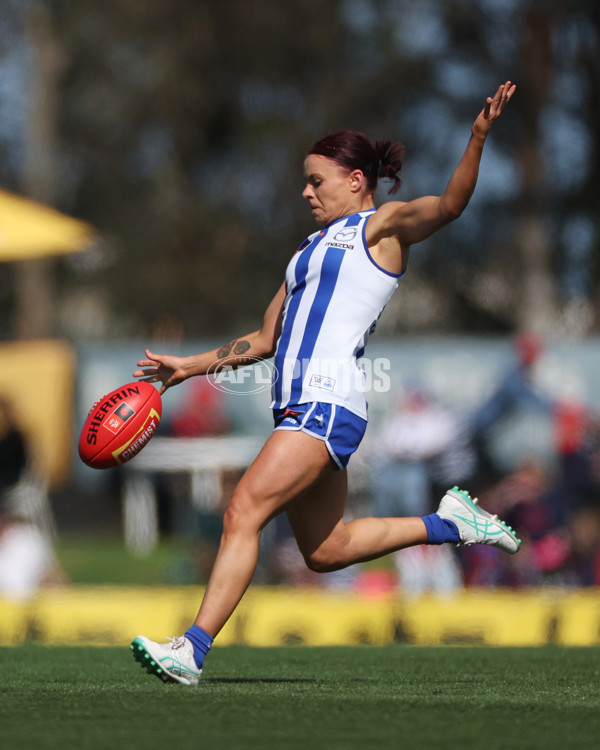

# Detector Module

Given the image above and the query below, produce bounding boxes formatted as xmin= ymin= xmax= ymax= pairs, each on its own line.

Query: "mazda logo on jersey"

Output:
xmin=334 ymin=227 xmax=358 ymax=242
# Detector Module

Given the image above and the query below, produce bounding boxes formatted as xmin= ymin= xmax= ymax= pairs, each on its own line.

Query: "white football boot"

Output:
xmin=131 ymin=635 xmax=201 ymax=685
xmin=437 ymin=485 xmax=521 ymax=554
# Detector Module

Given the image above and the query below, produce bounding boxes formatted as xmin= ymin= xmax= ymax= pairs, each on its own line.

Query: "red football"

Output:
xmin=79 ymin=381 xmax=162 ymax=469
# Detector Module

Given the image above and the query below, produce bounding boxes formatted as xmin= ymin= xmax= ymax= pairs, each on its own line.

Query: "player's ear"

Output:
xmin=349 ymin=169 xmax=365 ymax=193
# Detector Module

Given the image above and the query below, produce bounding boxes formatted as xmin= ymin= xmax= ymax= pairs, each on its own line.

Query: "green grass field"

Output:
xmin=1 ymin=645 xmax=599 ymax=750
xmin=54 ymin=536 xmax=198 ymax=585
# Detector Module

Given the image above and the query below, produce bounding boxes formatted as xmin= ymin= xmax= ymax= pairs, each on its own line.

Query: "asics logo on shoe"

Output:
xmin=161 ymin=661 xmax=197 ymax=679
xmin=452 ymin=514 xmax=504 ymax=538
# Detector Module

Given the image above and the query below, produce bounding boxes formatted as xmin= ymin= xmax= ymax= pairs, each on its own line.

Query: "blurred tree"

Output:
xmin=16 ymin=2 xmax=64 ymax=339
xmin=51 ymin=0 xmax=354 ymax=338
xmin=371 ymin=0 xmax=600 ymax=337
xmin=0 ymin=0 xmax=597 ymax=340
xmin=510 ymin=0 xmax=599 ymax=336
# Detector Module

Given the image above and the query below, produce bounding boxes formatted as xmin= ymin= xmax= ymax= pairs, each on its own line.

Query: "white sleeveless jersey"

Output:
xmin=271 ymin=209 xmax=403 ymax=420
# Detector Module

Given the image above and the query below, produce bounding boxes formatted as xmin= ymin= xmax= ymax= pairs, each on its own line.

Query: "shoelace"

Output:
xmin=167 ymin=636 xmax=186 ymax=649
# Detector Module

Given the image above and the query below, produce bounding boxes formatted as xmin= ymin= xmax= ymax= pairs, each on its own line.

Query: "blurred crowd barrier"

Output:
xmin=1 ymin=585 xmax=599 ymax=647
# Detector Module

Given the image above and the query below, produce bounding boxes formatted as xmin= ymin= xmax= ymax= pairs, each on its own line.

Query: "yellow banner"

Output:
xmin=1 ymin=586 xmax=599 ymax=647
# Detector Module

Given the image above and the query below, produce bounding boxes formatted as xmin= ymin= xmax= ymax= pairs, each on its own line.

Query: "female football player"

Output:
xmin=131 ymin=82 xmax=519 ymax=685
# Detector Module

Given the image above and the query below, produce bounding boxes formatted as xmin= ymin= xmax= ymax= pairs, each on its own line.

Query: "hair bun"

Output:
xmin=374 ymin=139 xmax=404 ymax=194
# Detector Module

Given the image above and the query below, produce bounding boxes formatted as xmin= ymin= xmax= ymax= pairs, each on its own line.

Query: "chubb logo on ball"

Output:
xmin=103 ymin=403 xmax=135 ymax=434
xmin=207 ymin=357 xmax=277 ymax=395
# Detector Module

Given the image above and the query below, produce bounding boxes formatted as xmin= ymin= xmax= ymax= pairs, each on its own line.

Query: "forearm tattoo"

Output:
xmin=217 ymin=339 xmax=251 ymax=359
xmin=234 ymin=340 xmax=251 ymax=355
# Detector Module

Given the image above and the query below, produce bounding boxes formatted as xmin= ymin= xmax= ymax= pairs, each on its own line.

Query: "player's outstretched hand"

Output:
xmin=133 ymin=349 xmax=187 ymax=395
xmin=472 ymin=80 xmax=516 ymax=140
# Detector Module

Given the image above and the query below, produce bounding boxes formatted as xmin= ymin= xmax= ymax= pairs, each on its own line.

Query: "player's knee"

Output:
xmin=304 ymin=543 xmax=344 ymax=573
xmin=222 ymin=494 xmax=251 ymax=536
xmin=222 ymin=491 xmax=263 ymax=537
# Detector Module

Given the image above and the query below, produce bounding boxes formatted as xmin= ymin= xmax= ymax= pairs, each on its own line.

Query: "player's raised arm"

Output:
xmin=133 ymin=282 xmax=287 ymax=394
xmin=370 ymin=81 xmax=516 ymax=250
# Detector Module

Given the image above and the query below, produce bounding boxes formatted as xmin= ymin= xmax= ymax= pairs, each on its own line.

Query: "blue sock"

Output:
xmin=184 ymin=625 xmax=213 ymax=669
xmin=422 ymin=513 xmax=460 ymax=545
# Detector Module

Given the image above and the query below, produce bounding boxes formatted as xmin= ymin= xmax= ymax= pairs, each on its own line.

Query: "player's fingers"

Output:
xmin=145 ymin=348 xmax=163 ymax=361
xmin=489 ymin=82 xmax=512 ymax=119
xmin=498 ymin=82 xmax=515 ymax=109
xmin=505 ymin=82 xmax=516 ymax=102
xmin=490 ymin=84 xmax=505 ymax=111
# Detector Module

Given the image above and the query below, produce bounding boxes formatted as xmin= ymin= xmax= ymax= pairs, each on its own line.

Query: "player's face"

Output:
xmin=302 ymin=154 xmax=358 ymax=226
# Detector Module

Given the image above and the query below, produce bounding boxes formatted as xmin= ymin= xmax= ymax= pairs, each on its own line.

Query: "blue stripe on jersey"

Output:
xmin=272 ymin=234 xmax=322 ymax=403
xmin=355 ymin=338 xmax=367 ymax=360
xmin=342 ymin=212 xmax=364 ymax=227
xmin=289 ymin=245 xmax=345 ymax=404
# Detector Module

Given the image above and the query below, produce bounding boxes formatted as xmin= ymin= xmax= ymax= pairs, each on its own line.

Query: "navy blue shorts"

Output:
xmin=272 ymin=402 xmax=367 ymax=469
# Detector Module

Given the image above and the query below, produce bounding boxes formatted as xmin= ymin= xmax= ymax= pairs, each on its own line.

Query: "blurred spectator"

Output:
xmin=546 ymin=399 xmax=600 ymax=525
xmin=170 ymin=378 xmax=231 ymax=437
xmin=460 ymin=441 xmax=600 ymax=588
xmin=367 ymin=387 xmax=472 ymax=595
xmin=394 ymin=544 xmax=463 ymax=597
xmin=270 ymin=512 xmax=357 ymax=590
xmin=477 ymin=459 xmax=550 ymax=520
xmin=470 ymin=332 xmax=552 ymax=486
xmin=372 ymin=387 xmax=471 ymax=518
xmin=0 ymin=509 xmax=64 ymax=600
xmin=0 ymin=396 xmax=28 ymax=499
xmin=0 ymin=395 xmax=65 ymax=600
xmin=458 ymin=460 xmax=550 ymax=587
xmin=566 ymin=505 xmax=600 ymax=586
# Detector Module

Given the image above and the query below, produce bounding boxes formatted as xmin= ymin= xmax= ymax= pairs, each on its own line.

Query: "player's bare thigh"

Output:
xmin=226 ymin=428 xmax=335 ymax=531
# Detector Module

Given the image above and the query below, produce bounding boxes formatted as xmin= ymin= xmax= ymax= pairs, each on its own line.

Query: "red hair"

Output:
xmin=307 ymin=130 xmax=404 ymax=195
